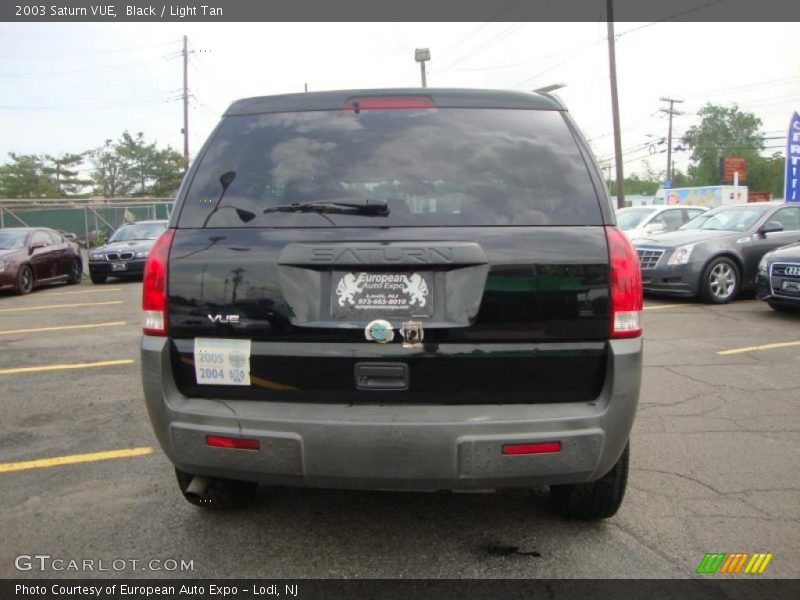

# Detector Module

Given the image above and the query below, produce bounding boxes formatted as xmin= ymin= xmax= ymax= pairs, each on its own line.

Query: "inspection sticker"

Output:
xmin=193 ymin=338 xmax=251 ymax=386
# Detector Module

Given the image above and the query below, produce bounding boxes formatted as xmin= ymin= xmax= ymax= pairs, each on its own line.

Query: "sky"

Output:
xmin=0 ymin=21 xmax=797 ymax=182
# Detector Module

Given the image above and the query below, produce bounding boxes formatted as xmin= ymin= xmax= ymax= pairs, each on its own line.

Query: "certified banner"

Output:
xmin=785 ymin=111 xmax=800 ymax=202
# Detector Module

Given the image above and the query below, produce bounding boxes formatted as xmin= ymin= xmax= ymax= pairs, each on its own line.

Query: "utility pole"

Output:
xmin=606 ymin=0 xmax=625 ymax=209
xmin=182 ymin=35 xmax=189 ymax=171
xmin=659 ymin=97 xmax=684 ymax=183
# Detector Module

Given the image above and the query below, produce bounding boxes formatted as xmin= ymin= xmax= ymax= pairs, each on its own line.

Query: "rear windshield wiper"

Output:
xmin=263 ymin=198 xmax=390 ymax=217
xmin=201 ymin=171 xmax=257 ymax=228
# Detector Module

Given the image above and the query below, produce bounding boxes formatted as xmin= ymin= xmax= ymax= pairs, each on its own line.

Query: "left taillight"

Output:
xmin=606 ymin=226 xmax=643 ymax=339
xmin=142 ymin=228 xmax=176 ymax=336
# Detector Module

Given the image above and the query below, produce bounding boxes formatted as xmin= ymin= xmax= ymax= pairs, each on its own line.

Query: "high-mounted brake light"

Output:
xmin=606 ymin=226 xmax=643 ymax=339
xmin=142 ymin=228 xmax=176 ymax=336
xmin=341 ymin=96 xmax=437 ymax=111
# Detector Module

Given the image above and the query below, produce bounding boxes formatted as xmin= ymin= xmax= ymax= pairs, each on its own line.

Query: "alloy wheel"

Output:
xmin=709 ymin=263 xmax=735 ymax=299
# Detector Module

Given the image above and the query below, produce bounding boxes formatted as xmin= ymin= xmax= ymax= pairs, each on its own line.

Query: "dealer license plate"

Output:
xmin=331 ymin=271 xmax=434 ymax=318
xmin=193 ymin=338 xmax=251 ymax=386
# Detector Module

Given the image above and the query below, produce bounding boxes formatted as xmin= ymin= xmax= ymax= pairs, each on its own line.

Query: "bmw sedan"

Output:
xmin=756 ymin=242 xmax=800 ymax=311
xmin=633 ymin=202 xmax=800 ymax=303
xmin=88 ymin=220 xmax=168 ymax=284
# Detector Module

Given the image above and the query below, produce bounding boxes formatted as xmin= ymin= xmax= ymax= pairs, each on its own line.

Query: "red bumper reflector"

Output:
xmin=502 ymin=441 xmax=561 ymax=455
xmin=206 ymin=435 xmax=260 ymax=451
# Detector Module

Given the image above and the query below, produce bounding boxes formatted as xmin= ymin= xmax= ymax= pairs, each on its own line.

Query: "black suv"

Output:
xmin=141 ymin=89 xmax=643 ymax=520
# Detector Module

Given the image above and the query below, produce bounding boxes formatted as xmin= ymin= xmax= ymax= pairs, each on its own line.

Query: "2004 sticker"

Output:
xmin=193 ymin=338 xmax=251 ymax=386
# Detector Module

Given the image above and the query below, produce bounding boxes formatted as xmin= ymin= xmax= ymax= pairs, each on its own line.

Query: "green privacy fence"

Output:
xmin=0 ymin=199 xmax=174 ymax=247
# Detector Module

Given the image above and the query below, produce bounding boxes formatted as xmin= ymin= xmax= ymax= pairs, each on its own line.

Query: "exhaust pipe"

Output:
xmin=184 ymin=476 xmax=210 ymax=502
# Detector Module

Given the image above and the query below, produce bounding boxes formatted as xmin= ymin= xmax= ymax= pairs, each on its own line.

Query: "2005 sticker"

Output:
xmin=193 ymin=338 xmax=251 ymax=386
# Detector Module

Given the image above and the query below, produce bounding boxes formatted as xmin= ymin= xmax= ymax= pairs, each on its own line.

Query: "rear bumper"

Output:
xmin=140 ymin=336 xmax=642 ymax=490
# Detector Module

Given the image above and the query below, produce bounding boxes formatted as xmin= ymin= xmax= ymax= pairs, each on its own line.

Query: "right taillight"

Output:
xmin=606 ymin=226 xmax=643 ymax=339
xmin=142 ymin=228 xmax=176 ymax=336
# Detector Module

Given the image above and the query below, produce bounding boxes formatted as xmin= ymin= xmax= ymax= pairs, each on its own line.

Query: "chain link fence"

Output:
xmin=0 ymin=198 xmax=174 ymax=248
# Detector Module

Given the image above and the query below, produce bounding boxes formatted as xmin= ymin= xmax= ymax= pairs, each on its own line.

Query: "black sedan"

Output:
xmin=633 ymin=202 xmax=800 ymax=303
xmin=756 ymin=242 xmax=800 ymax=311
xmin=88 ymin=220 xmax=168 ymax=284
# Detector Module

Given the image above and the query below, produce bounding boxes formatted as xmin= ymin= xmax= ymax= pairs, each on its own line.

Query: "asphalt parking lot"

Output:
xmin=0 ymin=280 xmax=798 ymax=579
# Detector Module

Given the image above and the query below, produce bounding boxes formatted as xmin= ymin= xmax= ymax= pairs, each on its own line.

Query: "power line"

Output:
xmin=438 ymin=23 xmax=525 ymax=72
xmin=0 ymin=53 xmax=180 ymax=79
xmin=0 ymin=39 xmax=181 ymax=60
xmin=614 ymin=0 xmax=726 ymax=39
xmin=434 ymin=0 xmax=531 ymax=63
xmin=0 ymin=93 xmax=182 ymax=111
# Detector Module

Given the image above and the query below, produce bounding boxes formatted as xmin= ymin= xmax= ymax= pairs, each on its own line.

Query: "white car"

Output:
xmin=616 ymin=205 xmax=709 ymax=241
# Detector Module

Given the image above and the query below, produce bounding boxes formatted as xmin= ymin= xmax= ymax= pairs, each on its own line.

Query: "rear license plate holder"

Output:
xmin=331 ymin=271 xmax=434 ymax=318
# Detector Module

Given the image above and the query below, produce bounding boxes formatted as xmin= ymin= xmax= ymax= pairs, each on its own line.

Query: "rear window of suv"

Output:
xmin=178 ymin=108 xmax=603 ymax=228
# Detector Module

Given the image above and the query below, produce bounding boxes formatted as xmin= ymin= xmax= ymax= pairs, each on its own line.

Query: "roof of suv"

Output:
xmin=225 ymin=88 xmax=566 ymax=116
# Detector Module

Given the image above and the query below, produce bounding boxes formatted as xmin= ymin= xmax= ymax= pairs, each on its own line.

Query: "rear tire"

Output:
xmin=67 ymin=258 xmax=83 ymax=284
xmin=89 ymin=272 xmax=107 ymax=284
xmin=700 ymin=257 xmax=739 ymax=304
xmin=550 ymin=443 xmax=629 ymax=520
xmin=175 ymin=468 xmax=258 ymax=510
xmin=15 ymin=265 xmax=34 ymax=295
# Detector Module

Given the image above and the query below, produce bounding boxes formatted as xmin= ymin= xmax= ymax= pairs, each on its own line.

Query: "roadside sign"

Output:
xmin=721 ymin=157 xmax=746 ymax=183
xmin=663 ymin=180 xmax=672 ymax=189
xmin=785 ymin=112 xmax=800 ymax=202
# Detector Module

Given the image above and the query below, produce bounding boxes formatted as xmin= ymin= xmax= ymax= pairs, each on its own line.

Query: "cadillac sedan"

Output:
xmin=633 ymin=202 xmax=800 ymax=303
xmin=88 ymin=220 xmax=168 ymax=283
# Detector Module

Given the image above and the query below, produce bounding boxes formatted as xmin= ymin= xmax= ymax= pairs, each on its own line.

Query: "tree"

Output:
xmin=747 ymin=152 xmax=785 ymax=198
xmin=91 ymin=140 xmax=122 ymax=198
xmin=43 ymin=152 xmax=90 ymax=196
xmin=150 ymin=147 xmax=185 ymax=197
xmin=681 ymin=104 xmax=764 ymax=186
xmin=607 ymin=161 xmax=662 ymax=196
xmin=90 ymin=132 xmax=184 ymax=198
xmin=0 ymin=153 xmax=58 ymax=198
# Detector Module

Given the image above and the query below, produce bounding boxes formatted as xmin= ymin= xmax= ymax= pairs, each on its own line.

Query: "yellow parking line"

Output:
xmin=0 ymin=447 xmax=153 ymax=474
xmin=0 ymin=321 xmax=126 ymax=336
xmin=643 ymin=303 xmax=693 ymax=311
xmin=0 ymin=300 xmax=122 ymax=313
xmin=36 ymin=287 xmax=123 ymax=296
xmin=718 ymin=340 xmax=800 ymax=355
xmin=0 ymin=359 xmax=134 ymax=376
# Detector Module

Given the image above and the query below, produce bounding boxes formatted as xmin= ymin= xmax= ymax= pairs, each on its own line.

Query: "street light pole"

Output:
xmin=607 ymin=1 xmax=625 ymax=209
xmin=414 ymin=48 xmax=430 ymax=88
